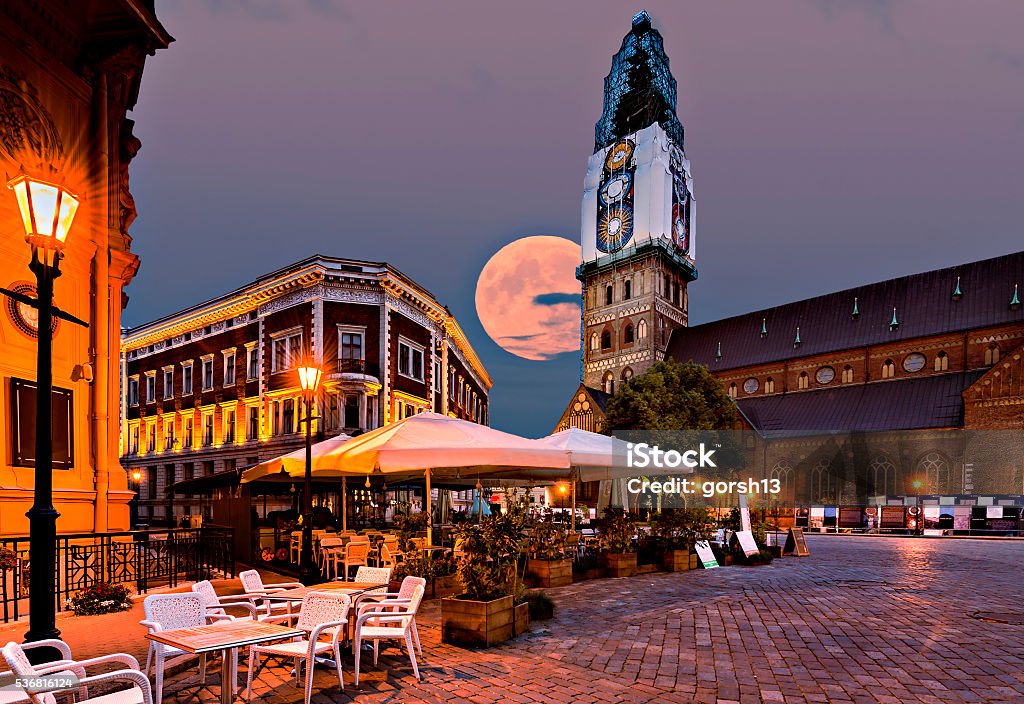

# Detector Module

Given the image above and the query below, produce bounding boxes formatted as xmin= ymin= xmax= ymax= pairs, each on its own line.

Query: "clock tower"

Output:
xmin=578 ymin=11 xmax=697 ymax=395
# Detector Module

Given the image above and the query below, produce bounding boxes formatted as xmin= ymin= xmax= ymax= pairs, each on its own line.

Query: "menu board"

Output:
xmin=734 ymin=530 xmax=760 ymax=557
xmin=694 ymin=540 xmax=719 ymax=569
xmin=784 ymin=527 xmax=810 ymax=556
xmin=838 ymin=508 xmax=864 ymax=529
xmin=986 ymin=505 xmax=1003 ymax=519
xmin=809 ymin=507 xmax=825 ymax=530
xmin=739 ymin=494 xmax=752 ymax=532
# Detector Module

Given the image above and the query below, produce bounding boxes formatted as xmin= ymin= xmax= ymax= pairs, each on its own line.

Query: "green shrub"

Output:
xmin=68 ymin=582 xmax=133 ymax=616
xmin=598 ymin=508 xmax=636 ymax=554
xmin=526 ymin=590 xmax=555 ymax=620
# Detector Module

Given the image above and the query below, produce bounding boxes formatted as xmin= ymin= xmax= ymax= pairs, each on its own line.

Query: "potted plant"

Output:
xmin=526 ymin=590 xmax=555 ymax=621
xmin=441 ymin=504 xmax=528 ymax=647
xmin=654 ymin=508 xmax=707 ymax=572
xmin=598 ymin=508 xmax=637 ymax=578
xmin=526 ymin=509 xmax=572 ymax=588
xmin=67 ymin=582 xmax=133 ymax=616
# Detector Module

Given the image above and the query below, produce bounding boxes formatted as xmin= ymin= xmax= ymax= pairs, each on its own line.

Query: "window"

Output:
xmin=182 ymin=363 xmax=193 ymax=396
xmin=870 ymin=455 xmax=897 ymax=495
xmin=985 ymin=344 xmax=1000 ymax=366
xmin=203 ymin=461 xmax=214 ymax=476
xmin=797 ymin=372 xmax=809 ymax=389
xmin=164 ymin=465 xmax=175 ymax=494
xmin=623 ymin=279 xmax=632 ymax=300
xmin=282 ymin=399 xmax=295 ymax=434
xmin=433 ymin=361 xmax=442 ymax=393
xmin=183 ymin=462 xmax=194 ymax=480
xmin=146 ymin=466 xmax=158 ymax=500
xmin=841 ymin=365 xmax=854 ymax=384
xmin=917 ymin=451 xmax=950 ymax=494
xmin=621 ymin=367 xmax=633 ymax=382
xmin=664 ymin=275 xmax=670 ymax=297
xmin=770 ymin=460 xmax=794 ymax=503
xmin=246 ymin=344 xmax=258 ymax=380
xmin=145 ymin=374 xmax=155 ymax=403
xmin=202 ymin=358 xmax=214 ymax=390
xmin=637 ymin=319 xmax=648 ymax=340
xmin=272 ymin=329 xmax=303 ymax=373
xmin=449 ymin=367 xmax=456 ymax=399
xmin=164 ymin=419 xmax=176 ymax=451
xmin=589 ymin=333 xmax=599 ymax=351
xmin=247 ymin=406 xmax=259 ymax=440
xmin=344 ymin=395 xmax=360 ymax=428
xmin=203 ymin=414 xmax=214 ymax=446
xmin=184 ymin=417 xmax=194 ymax=447
xmin=146 ymin=423 xmax=156 ymax=452
xmin=224 ymin=409 xmax=236 ymax=443
xmin=397 ymin=338 xmax=425 ymax=381
xmin=765 ymin=377 xmax=775 ymax=394
xmin=163 ymin=368 xmax=174 ymax=399
xmin=602 ymin=371 xmax=614 ymax=395
xmin=605 ymin=285 xmax=613 ymax=305
xmin=339 ymin=327 xmax=365 ymax=362
xmin=624 ymin=324 xmax=634 ymax=344
xmin=128 ymin=378 xmax=139 ymax=407
xmin=934 ymin=351 xmax=948 ymax=371
xmin=881 ymin=359 xmax=895 ymax=379
xmin=129 ymin=424 xmax=140 ymax=454
xmin=600 ymin=331 xmax=612 ymax=350
xmin=223 ymin=351 xmax=236 ymax=386
xmin=728 ymin=382 xmax=737 ymax=398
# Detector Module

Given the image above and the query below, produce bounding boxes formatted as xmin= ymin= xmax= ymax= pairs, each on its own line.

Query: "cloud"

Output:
xmin=991 ymin=47 xmax=1024 ymax=72
xmin=534 ymin=293 xmax=580 ymax=306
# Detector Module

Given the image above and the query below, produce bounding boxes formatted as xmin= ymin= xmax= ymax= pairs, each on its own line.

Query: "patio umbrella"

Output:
xmin=239 ymin=433 xmax=357 ymax=483
xmin=322 ymin=412 xmax=570 ymax=543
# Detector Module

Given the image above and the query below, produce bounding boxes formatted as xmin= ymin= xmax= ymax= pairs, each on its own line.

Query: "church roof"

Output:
xmin=737 ymin=370 xmax=984 ymax=439
xmin=667 ymin=250 xmax=1024 ymax=370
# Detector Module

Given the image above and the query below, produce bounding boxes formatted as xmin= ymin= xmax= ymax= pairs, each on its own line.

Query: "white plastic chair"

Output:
xmin=352 ymin=566 xmax=391 ymax=591
xmin=0 ymin=640 xmax=74 ymax=704
xmin=2 ymin=641 xmax=152 ymax=704
xmin=191 ymin=580 xmax=258 ymax=621
xmin=358 ymin=575 xmax=426 ymax=655
xmin=244 ymin=592 xmax=350 ymax=704
xmin=353 ymin=583 xmax=425 ymax=684
xmin=141 ymin=593 xmax=233 ymax=704
xmin=238 ymin=569 xmax=304 ymax=616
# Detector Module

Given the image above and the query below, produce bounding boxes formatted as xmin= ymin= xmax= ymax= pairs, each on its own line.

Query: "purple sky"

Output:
xmin=128 ymin=1 xmax=1024 ymax=436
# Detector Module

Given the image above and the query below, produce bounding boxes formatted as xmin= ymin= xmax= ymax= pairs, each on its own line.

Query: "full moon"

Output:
xmin=475 ymin=236 xmax=581 ymax=361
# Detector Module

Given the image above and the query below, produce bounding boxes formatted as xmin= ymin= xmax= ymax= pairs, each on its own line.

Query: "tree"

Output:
xmin=604 ymin=359 xmax=738 ymax=431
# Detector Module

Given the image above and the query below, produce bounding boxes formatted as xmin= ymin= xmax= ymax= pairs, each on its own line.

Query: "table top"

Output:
xmin=268 ymin=581 xmax=387 ymax=601
xmin=146 ymin=620 xmax=303 ymax=654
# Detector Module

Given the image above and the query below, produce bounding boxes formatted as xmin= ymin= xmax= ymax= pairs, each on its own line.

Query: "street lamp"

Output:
xmin=130 ymin=469 xmax=142 ymax=528
xmin=558 ymin=482 xmax=569 ymax=521
xmin=911 ymin=479 xmax=923 ymax=536
xmin=296 ymin=361 xmax=322 ymax=585
xmin=2 ymin=175 xmax=85 ymax=649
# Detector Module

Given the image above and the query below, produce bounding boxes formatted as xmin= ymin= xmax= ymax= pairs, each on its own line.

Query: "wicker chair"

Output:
xmin=238 ymin=569 xmax=304 ymax=616
xmin=353 ymin=583 xmax=426 ymax=684
xmin=358 ymin=575 xmax=426 ymax=655
xmin=191 ymin=580 xmax=258 ymax=621
xmin=2 ymin=642 xmax=151 ymax=704
xmin=244 ymin=592 xmax=351 ymax=704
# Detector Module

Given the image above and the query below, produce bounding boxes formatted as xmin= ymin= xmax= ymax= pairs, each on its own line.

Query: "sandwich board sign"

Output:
xmin=693 ymin=540 xmax=718 ymax=569
xmin=738 ymin=493 xmax=752 ymax=532
xmin=735 ymin=530 xmax=760 ymax=557
xmin=783 ymin=527 xmax=810 ymax=556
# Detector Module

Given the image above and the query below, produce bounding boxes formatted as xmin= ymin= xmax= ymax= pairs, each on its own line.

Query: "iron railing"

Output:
xmin=336 ymin=359 xmax=380 ymax=377
xmin=0 ymin=525 xmax=234 ymax=623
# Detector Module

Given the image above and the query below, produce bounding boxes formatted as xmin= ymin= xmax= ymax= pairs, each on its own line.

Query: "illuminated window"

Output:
xmin=985 ymin=344 xmax=1000 ymax=366
xmin=841 ymin=365 xmax=854 ymax=383
xmin=881 ymin=359 xmax=895 ymax=379
xmin=934 ymin=351 xmax=948 ymax=371
xmin=797 ymin=372 xmax=809 ymax=389
xmin=637 ymin=319 xmax=648 ymax=339
xmin=271 ymin=329 xmax=303 ymax=373
xmin=728 ymin=382 xmax=737 ymax=398
xmin=603 ymin=371 xmax=614 ymax=395
xmin=765 ymin=377 xmax=775 ymax=393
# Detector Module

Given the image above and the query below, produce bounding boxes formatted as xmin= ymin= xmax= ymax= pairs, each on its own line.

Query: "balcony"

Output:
xmin=337 ymin=359 xmax=379 ymax=376
xmin=327 ymin=358 xmax=382 ymax=394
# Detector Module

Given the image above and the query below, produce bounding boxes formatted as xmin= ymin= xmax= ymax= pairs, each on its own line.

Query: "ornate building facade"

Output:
xmin=0 ymin=1 xmax=171 ymax=535
xmin=120 ymin=256 xmax=491 ymax=525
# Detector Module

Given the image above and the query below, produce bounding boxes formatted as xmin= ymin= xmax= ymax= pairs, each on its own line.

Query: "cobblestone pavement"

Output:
xmin=2 ymin=536 xmax=1024 ymax=703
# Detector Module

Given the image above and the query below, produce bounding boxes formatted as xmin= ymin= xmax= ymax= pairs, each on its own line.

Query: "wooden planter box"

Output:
xmin=662 ymin=549 xmax=692 ymax=573
xmin=441 ymin=595 xmax=514 ymax=647
xmin=572 ymin=566 xmax=605 ymax=582
xmin=513 ymin=602 xmax=530 ymax=637
xmin=689 ymin=553 xmax=700 ymax=570
xmin=527 ymin=558 xmax=573 ymax=587
xmin=603 ymin=552 xmax=637 ymax=578
xmin=432 ymin=574 xmax=463 ymax=599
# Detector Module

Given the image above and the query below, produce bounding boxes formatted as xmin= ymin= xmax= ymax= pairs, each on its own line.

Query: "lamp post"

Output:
xmin=1 ymin=175 xmax=84 ymax=648
xmin=296 ymin=362 xmax=322 ymax=585
xmin=558 ymin=483 xmax=568 ymax=522
xmin=911 ymin=479 xmax=923 ymax=537
xmin=130 ymin=469 xmax=142 ymax=529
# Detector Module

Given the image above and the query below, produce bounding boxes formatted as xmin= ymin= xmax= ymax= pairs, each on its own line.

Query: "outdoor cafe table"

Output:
xmin=146 ymin=620 xmax=303 ymax=704
xmin=264 ymin=581 xmax=388 ymax=637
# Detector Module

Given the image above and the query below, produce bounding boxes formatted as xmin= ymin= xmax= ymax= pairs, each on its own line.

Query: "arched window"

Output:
xmin=605 ymin=285 xmax=613 ymax=306
xmin=637 ymin=319 xmax=648 ymax=340
xmin=985 ymin=344 xmax=1000 ymax=365
xmin=621 ymin=367 xmax=633 ymax=382
xmin=916 ymin=451 xmax=949 ymax=494
xmin=728 ymin=382 xmax=737 ymax=398
xmin=841 ymin=365 xmax=854 ymax=383
xmin=600 ymin=330 xmax=612 ymax=350
xmin=797 ymin=372 xmax=809 ymax=389
xmin=589 ymin=333 xmax=599 ymax=351
xmin=624 ymin=324 xmax=634 ymax=344
xmin=765 ymin=376 xmax=775 ymax=394
xmin=623 ymin=279 xmax=632 ymax=300
xmin=811 ymin=457 xmax=837 ymax=504
xmin=771 ymin=460 xmax=794 ymax=503
xmin=602 ymin=371 xmax=614 ymax=395
xmin=869 ymin=455 xmax=897 ymax=496
xmin=881 ymin=359 xmax=895 ymax=379
xmin=934 ymin=351 xmax=948 ymax=371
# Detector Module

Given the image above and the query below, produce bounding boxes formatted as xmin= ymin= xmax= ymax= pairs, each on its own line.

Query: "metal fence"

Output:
xmin=0 ymin=525 xmax=234 ymax=623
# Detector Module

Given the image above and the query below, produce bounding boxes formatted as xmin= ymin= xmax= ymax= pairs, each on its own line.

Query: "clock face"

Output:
xmin=5 ymin=281 xmax=57 ymax=339
xmin=903 ymin=353 xmax=926 ymax=373
xmin=604 ymin=139 xmax=634 ymax=171
xmin=597 ymin=206 xmax=634 ymax=252
xmin=743 ymin=378 xmax=759 ymax=394
xmin=816 ymin=366 xmax=836 ymax=385
xmin=599 ymin=172 xmax=632 ymax=206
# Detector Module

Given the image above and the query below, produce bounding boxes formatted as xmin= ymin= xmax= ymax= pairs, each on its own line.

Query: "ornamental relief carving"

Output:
xmin=319 ymin=285 xmax=384 ymax=305
xmin=388 ymin=298 xmax=433 ymax=331
xmin=0 ymin=66 xmax=64 ymax=171
xmin=257 ymin=289 xmax=317 ymax=317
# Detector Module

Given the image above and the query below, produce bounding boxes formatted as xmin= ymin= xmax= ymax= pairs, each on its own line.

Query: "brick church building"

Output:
xmin=557 ymin=13 xmax=1024 ymax=517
